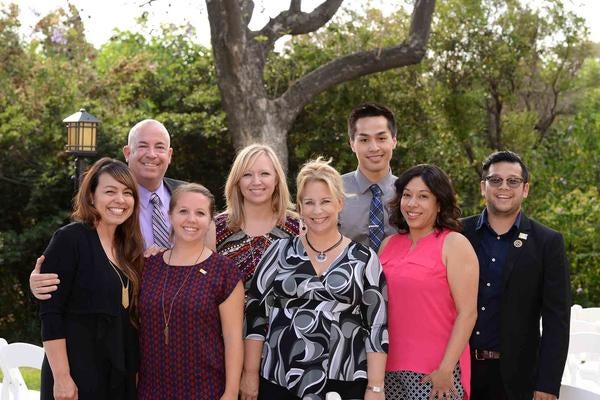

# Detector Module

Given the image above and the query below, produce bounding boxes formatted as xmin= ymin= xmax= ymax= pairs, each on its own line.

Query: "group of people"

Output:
xmin=30 ymin=103 xmax=571 ymax=400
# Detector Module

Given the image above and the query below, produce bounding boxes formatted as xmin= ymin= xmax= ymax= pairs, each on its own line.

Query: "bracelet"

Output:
xmin=367 ymin=385 xmax=384 ymax=393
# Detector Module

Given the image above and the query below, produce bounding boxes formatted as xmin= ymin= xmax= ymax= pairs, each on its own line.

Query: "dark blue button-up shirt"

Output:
xmin=470 ymin=209 xmax=521 ymax=351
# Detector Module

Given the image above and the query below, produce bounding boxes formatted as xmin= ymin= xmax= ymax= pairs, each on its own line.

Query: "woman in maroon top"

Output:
xmin=138 ymin=183 xmax=244 ymax=400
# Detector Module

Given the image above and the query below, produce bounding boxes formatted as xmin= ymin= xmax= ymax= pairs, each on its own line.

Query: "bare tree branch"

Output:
xmin=207 ymin=0 xmax=436 ymax=167
xmin=138 ymin=0 xmax=158 ymax=7
xmin=241 ymin=0 xmax=254 ymax=26
xmin=0 ymin=174 xmax=31 ymax=186
xmin=408 ymin=0 xmax=435 ymax=48
xmin=279 ymin=0 xmax=435 ymax=113
xmin=256 ymin=0 xmax=343 ymax=50
xmin=207 ymin=0 xmax=250 ymax=72
xmin=462 ymin=141 xmax=481 ymax=178
xmin=290 ymin=0 xmax=302 ymax=14
xmin=223 ymin=0 xmax=246 ymax=52
xmin=535 ymin=47 xmax=568 ymax=139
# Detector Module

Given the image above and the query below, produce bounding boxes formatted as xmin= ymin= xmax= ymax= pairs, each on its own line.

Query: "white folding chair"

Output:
xmin=0 ymin=342 xmax=44 ymax=400
xmin=572 ymin=304 xmax=584 ymax=320
xmin=563 ymin=333 xmax=600 ymax=394
xmin=577 ymin=307 xmax=600 ymax=323
xmin=571 ymin=319 xmax=600 ymax=334
xmin=560 ymin=384 xmax=600 ymax=399
xmin=0 ymin=338 xmax=6 ymax=397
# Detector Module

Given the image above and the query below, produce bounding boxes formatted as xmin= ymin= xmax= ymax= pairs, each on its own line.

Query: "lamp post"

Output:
xmin=63 ymin=108 xmax=99 ymax=191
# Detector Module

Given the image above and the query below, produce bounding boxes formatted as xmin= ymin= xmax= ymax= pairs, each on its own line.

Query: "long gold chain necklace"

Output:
xmin=108 ymin=260 xmax=130 ymax=309
xmin=161 ymin=247 xmax=205 ymax=345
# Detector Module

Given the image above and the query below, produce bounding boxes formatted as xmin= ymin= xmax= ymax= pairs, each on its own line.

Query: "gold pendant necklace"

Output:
xmin=108 ymin=260 xmax=130 ymax=309
xmin=161 ymin=247 xmax=205 ymax=345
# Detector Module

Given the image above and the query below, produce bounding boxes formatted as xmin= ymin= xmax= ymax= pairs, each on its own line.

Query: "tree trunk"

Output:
xmin=206 ymin=0 xmax=436 ymax=169
xmin=226 ymin=97 xmax=295 ymax=170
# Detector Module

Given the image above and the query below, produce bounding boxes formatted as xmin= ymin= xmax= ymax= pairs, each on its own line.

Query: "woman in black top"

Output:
xmin=39 ymin=158 xmax=144 ymax=400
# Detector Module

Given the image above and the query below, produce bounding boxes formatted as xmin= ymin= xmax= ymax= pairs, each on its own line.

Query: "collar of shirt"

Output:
xmin=139 ymin=181 xmax=168 ymax=210
xmin=475 ymin=208 xmax=522 ymax=233
xmin=353 ymin=168 xmax=396 ymax=194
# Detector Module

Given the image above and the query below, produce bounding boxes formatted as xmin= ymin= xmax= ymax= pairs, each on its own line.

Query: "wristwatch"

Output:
xmin=367 ymin=385 xmax=384 ymax=393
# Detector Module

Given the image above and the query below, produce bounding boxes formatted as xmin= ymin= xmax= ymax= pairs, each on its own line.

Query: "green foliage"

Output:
xmin=0 ymin=3 xmax=230 ymax=342
xmin=0 ymin=0 xmax=598 ymax=343
xmin=0 ymin=3 xmax=92 ymax=342
xmin=278 ymin=0 xmax=599 ymax=305
xmin=535 ymin=187 xmax=600 ymax=306
xmin=93 ymin=27 xmax=231 ymax=198
xmin=525 ymin=84 xmax=600 ymax=305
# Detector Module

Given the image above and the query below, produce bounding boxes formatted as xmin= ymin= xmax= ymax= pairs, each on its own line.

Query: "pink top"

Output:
xmin=380 ymin=229 xmax=470 ymax=398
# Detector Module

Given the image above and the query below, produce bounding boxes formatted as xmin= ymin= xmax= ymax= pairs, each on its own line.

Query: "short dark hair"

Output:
xmin=347 ymin=103 xmax=397 ymax=140
xmin=482 ymin=150 xmax=529 ymax=182
xmin=389 ymin=164 xmax=462 ymax=233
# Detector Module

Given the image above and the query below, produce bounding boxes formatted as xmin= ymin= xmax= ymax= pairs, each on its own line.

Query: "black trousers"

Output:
xmin=470 ymin=355 xmax=508 ymax=400
xmin=258 ymin=377 xmax=367 ymax=400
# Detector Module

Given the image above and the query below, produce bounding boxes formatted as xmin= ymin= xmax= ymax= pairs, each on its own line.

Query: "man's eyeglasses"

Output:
xmin=484 ymin=175 xmax=525 ymax=188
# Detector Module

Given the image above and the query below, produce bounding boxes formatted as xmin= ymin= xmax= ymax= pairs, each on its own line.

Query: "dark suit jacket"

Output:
xmin=163 ymin=176 xmax=186 ymax=193
xmin=463 ymin=213 xmax=571 ymax=399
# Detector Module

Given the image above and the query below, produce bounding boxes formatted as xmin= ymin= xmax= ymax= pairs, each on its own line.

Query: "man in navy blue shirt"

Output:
xmin=462 ymin=151 xmax=570 ymax=400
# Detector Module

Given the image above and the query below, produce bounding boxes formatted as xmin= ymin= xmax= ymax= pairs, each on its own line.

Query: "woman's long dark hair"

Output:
xmin=389 ymin=164 xmax=462 ymax=233
xmin=72 ymin=157 xmax=144 ymax=318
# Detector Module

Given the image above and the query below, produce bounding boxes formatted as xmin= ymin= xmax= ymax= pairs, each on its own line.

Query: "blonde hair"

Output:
xmin=169 ymin=183 xmax=215 ymax=218
xmin=224 ymin=144 xmax=293 ymax=231
xmin=296 ymin=157 xmax=344 ymax=212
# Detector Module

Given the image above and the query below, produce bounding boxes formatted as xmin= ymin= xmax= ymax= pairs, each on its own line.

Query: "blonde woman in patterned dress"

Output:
xmin=241 ymin=157 xmax=388 ymax=400
xmin=208 ymin=144 xmax=300 ymax=288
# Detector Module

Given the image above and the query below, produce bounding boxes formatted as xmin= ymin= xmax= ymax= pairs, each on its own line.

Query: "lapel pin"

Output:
xmin=514 ymin=240 xmax=523 ymax=248
xmin=518 ymin=232 xmax=528 ymax=240
xmin=199 ymin=268 xmax=207 ymax=275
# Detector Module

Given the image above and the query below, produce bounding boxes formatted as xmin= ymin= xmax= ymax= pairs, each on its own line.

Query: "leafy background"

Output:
xmin=1 ymin=0 xmax=598 ymax=343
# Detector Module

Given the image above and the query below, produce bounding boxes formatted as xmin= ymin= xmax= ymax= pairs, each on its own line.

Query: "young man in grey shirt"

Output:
xmin=339 ymin=103 xmax=398 ymax=250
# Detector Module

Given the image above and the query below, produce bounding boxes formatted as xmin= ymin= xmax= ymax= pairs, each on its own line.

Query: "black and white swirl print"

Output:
xmin=245 ymin=237 xmax=388 ymax=400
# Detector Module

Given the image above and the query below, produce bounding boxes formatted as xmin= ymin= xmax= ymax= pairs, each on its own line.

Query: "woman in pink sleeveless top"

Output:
xmin=379 ymin=164 xmax=479 ymax=399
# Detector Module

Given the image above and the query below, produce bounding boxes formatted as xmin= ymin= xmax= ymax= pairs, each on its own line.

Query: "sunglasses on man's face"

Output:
xmin=484 ymin=175 xmax=525 ymax=188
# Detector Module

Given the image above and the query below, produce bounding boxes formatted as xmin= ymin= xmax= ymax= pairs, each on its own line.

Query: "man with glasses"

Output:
xmin=462 ymin=150 xmax=570 ymax=400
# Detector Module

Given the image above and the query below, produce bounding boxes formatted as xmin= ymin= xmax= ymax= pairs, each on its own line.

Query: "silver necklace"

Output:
xmin=305 ymin=233 xmax=344 ymax=262
xmin=161 ymin=247 xmax=205 ymax=345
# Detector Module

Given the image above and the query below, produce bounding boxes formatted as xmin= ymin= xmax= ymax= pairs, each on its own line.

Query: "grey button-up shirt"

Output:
xmin=340 ymin=169 xmax=397 ymax=248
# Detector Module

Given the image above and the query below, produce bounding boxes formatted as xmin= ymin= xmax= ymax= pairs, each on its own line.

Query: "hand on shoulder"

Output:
xmin=30 ymin=255 xmax=60 ymax=300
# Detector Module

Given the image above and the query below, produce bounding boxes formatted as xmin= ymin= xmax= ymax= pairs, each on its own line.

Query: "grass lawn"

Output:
xmin=0 ymin=367 xmax=41 ymax=390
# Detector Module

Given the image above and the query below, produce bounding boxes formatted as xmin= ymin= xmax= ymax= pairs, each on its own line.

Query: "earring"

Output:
xmin=300 ymin=218 xmax=307 ymax=232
